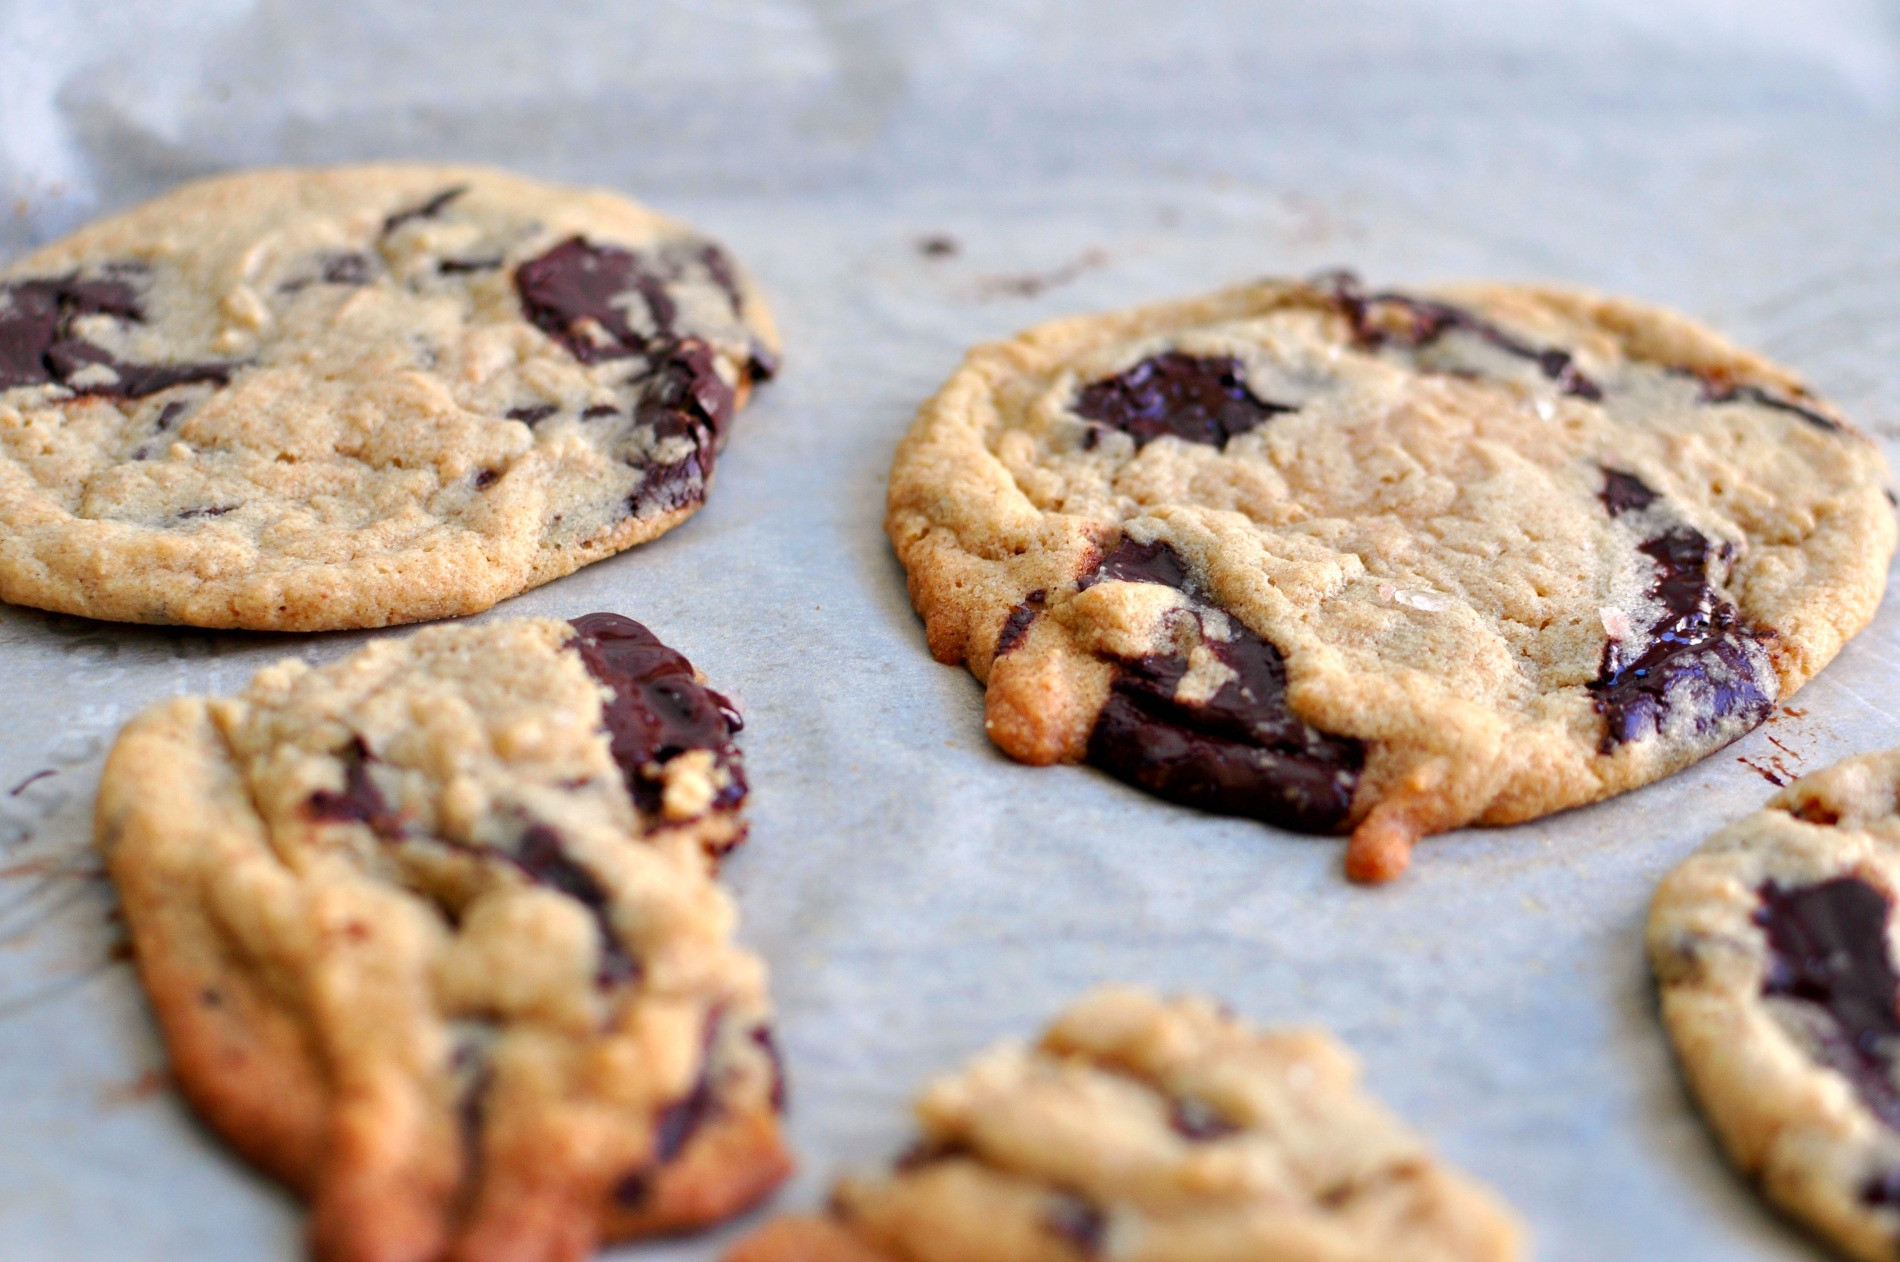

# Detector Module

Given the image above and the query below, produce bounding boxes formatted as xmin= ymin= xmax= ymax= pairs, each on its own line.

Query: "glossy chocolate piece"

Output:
xmin=1082 ymin=539 xmax=1363 ymax=833
xmin=1755 ymin=877 xmax=1900 ymax=1132
xmin=1591 ymin=520 xmax=1772 ymax=750
xmin=514 ymin=237 xmax=676 ymax=365
xmin=566 ymin=612 xmax=747 ymax=820
xmin=1075 ymin=352 xmax=1290 ymax=449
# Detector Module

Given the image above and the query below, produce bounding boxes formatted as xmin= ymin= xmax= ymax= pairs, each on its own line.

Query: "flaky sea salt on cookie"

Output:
xmin=727 ymin=985 xmax=1524 ymax=1262
xmin=886 ymin=272 xmax=1895 ymax=880
xmin=1650 ymin=749 xmax=1900 ymax=1262
xmin=0 ymin=165 xmax=778 ymax=630
xmin=95 ymin=614 xmax=787 ymax=1262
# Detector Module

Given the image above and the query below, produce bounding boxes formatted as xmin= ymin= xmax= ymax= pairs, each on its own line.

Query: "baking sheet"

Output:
xmin=2 ymin=2 xmax=1898 ymax=1258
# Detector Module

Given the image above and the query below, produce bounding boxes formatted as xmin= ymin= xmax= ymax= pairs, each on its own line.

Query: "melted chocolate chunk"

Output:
xmin=439 ymin=256 xmax=502 ymax=275
xmin=1755 ymin=878 xmax=1900 ymax=1130
xmin=514 ymin=237 xmax=675 ymax=364
xmin=0 ymin=274 xmax=234 ymax=398
xmin=1168 ymin=1095 xmax=1240 ymax=1141
xmin=566 ymin=613 xmax=746 ymax=819
xmin=506 ymin=403 xmax=556 ymax=425
xmin=1079 ymin=538 xmax=1195 ymax=592
xmin=1075 ymin=352 xmax=1291 ymax=450
xmin=1318 ymin=271 xmax=1602 ymax=400
xmin=1590 ymin=488 xmax=1772 ymax=749
xmin=154 ymin=399 xmax=190 ymax=431
xmin=995 ymin=589 xmax=1046 ymax=657
xmin=1043 ymin=1192 xmax=1107 ymax=1255
xmin=582 ymin=403 xmax=619 ymax=419
xmin=382 ymin=185 xmax=467 ymax=235
xmin=176 ymin=504 xmax=237 ymax=519
xmin=1600 ymin=468 xmax=1657 ymax=517
xmin=306 ymin=738 xmax=405 ymax=840
xmin=1081 ymin=540 xmax=1364 ymax=833
xmin=512 ymin=824 xmax=636 ymax=987
xmin=472 ymin=468 xmax=500 ymax=491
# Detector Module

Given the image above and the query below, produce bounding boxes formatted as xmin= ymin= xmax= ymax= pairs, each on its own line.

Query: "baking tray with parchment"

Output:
xmin=2 ymin=3 xmax=1896 ymax=1259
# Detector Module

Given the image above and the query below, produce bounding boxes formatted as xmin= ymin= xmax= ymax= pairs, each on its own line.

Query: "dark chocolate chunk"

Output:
xmin=472 ymin=468 xmax=500 ymax=490
xmin=439 ymin=256 xmax=502 ymax=275
xmin=514 ymin=237 xmax=676 ymax=364
xmin=1590 ymin=510 xmax=1772 ymax=750
xmin=1079 ymin=538 xmax=1195 ymax=593
xmin=582 ymin=403 xmax=619 ymax=419
xmin=512 ymin=824 xmax=637 ymax=988
xmin=1317 ymin=270 xmax=1602 ymax=400
xmin=1168 ymin=1095 xmax=1240 ymax=1141
xmin=614 ymin=1006 xmax=728 ymax=1205
xmin=1862 ymin=1166 xmax=1900 ymax=1209
xmin=996 ymin=589 xmax=1047 ymax=657
xmin=1081 ymin=539 xmax=1363 ymax=833
xmin=750 ymin=1024 xmax=787 ymax=1114
xmin=1042 ymin=1192 xmax=1107 ymax=1255
xmin=506 ymin=403 xmax=556 ymax=426
xmin=176 ymin=504 xmax=237 ymax=519
xmin=320 ymin=252 xmax=374 ymax=285
xmin=154 ymin=399 xmax=190 ymax=431
xmin=1681 ymin=366 xmax=1844 ymax=435
xmin=382 ymin=185 xmax=467 ymax=236
xmin=566 ymin=612 xmax=747 ymax=819
xmin=1074 ymin=352 xmax=1291 ymax=450
xmin=695 ymin=244 xmax=746 ymax=318
xmin=1600 ymin=468 xmax=1657 ymax=517
xmin=0 ymin=273 xmax=234 ymax=398
xmin=1756 ymin=878 xmax=1900 ymax=1130
xmin=305 ymin=738 xmax=405 ymax=841
xmin=449 ymin=1034 xmax=494 ymax=1178
xmin=892 ymin=1137 xmax=971 ymax=1171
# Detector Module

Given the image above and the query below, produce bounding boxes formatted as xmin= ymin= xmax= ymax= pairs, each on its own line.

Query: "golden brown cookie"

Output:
xmin=887 ymin=273 xmax=1894 ymax=880
xmin=95 ymin=614 xmax=788 ymax=1262
xmin=727 ymin=985 xmax=1524 ymax=1262
xmin=1650 ymin=749 xmax=1900 ymax=1262
xmin=0 ymin=165 xmax=777 ymax=630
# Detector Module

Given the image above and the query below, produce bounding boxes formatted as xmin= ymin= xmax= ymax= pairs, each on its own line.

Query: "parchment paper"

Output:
xmin=2 ymin=3 xmax=1897 ymax=1259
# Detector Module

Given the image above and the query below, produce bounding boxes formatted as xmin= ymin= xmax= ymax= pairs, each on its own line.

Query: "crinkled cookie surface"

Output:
xmin=728 ymin=985 xmax=1524 ymax=1262
xmin=0 ymin=165 xmax=777 ymax=630
xmin=887 ymin=274 xmax=1895 ymax=879
xmin=95 ymin=614 xmax=787 ymax=1262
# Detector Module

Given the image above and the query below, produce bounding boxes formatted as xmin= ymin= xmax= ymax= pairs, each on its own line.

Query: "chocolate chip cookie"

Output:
xmin=887 ymin=273 xmax=1895 ymax=880
xmin=1649 ymin=749 xmax=1900 ymax=1262
xmin=0 ymin=165 xmax=777 ymax=630
xmin=727 ymin=985 xmax=1524 ymax=1262
xmin=95 ymin=615 xmax=788 ymax=1262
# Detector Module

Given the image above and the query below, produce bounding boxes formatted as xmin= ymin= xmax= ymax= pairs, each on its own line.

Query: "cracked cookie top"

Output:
xmin=0 ymin=165 xmax=777 ymax=630
xmin=887 ymin=274 xmax=1894 ymax=880
xmin=95 ymin=615 xmax=788 ymax=1262
xmin=728 ymin=985 xmax=1523 ymax=1262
